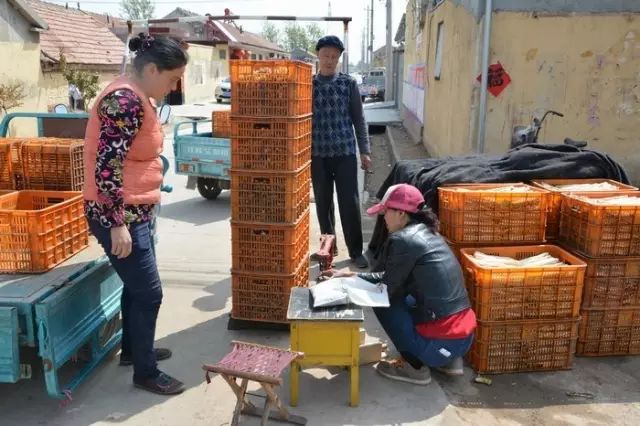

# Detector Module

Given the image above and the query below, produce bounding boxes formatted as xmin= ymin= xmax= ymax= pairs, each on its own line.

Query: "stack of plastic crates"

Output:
xmin=0 ymin=137 xmax=84 ymax=191
xmin=557 ymin=189 xmax=640 ymax=357
xmin=0 ymin=138 xmax=88 ymax=273
xmin=229 ymin=60 xmax=312 ymax=323
xmin=439 ymin=183 xmax=587 ymax=373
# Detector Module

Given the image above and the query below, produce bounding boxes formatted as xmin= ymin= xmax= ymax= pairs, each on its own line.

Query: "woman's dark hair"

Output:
xmin=407 ymin=203 xmax=439 ymax=234
xmin=129 ymin=33 xmax=189 ymax=73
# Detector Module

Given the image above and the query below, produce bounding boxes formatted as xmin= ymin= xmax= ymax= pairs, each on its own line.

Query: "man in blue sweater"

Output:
xmin=312 ymin=35 xmax=371 ymax=269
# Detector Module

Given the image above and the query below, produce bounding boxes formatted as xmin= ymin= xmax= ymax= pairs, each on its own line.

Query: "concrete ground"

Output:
xmin=1 ymin=115 xmax=640 ymax=425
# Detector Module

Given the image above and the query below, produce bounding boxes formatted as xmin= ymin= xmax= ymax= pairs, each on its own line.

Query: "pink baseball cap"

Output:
xmin=366 ymin=184 xmax=425 ymax=216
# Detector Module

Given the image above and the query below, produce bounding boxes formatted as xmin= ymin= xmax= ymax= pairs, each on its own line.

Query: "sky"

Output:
xmin=42 ymin=0 xmax=407 ymax=64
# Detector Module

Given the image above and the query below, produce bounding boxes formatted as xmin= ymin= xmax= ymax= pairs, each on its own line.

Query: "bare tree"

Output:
xmin=0 ymin=80 xmax=27 ymax=115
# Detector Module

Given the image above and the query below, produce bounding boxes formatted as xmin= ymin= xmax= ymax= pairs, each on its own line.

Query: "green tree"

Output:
xmin=305 ymin=23 xmax=324 ymax=52
xmin=283 ymin=23 xmax=309 ymax=52
xmin=119 ymin=0 xmax=155 ymax=20
xmin=59 ymin=52 xmax=100 ymax=111
xmin=261 ymin=22 xmax=281 ymax=45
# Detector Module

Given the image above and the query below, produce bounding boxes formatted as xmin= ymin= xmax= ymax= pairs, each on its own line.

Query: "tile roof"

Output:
xmin=215 ymin=21 xmax=287 ymax=53
xmin=162 ymin=8 xmax=286 ymax=53
xmin=28 ymin=0 xmax=124 ymax=68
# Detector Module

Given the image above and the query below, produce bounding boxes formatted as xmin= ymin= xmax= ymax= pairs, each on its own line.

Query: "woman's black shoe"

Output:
xmin=119 ymin=348 xmax=172 ymax=366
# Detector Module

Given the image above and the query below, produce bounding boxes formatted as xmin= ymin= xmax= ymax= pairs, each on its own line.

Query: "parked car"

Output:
xmin=215 ymin=77 xmax=231 ymax=103
xmin=361 ymin=68 xmax=386 ymax=101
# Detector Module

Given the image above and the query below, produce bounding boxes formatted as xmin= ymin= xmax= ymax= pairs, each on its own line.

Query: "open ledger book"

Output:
xmin=309 ymin=276 xmax=391 ymax=308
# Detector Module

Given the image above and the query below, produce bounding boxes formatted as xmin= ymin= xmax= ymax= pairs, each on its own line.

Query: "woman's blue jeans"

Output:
xmin=373 ymin=296 xmax=473 ymax=368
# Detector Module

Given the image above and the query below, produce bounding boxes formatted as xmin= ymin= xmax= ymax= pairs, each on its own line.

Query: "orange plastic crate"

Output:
xmin=230 ymin=60 xmax=312 ymax=84
xmin=0 ymin=140 xmax=14 ymax=190
xmin=577 ymin=308 xmax=640 ymax=356
xmin=212 ymin=110 xmax=231 ymax=138
xmin=231 ymin=134 xmax=311 ymax=172
xmin=531 ymin=179 xmax=638 ymax=240
xmin=231 ymin=259 xmax=309 ymax=323
xmin=0 ymin=190 xmax=88 ymax=273
xmin=231 ymin=81 xmax=312 ymax=117
xmin=438 ymin=183 xmax=549 ymax=244
xmin=576 ymin=255 xmax=640 ymax=309
xmin=20 ymin=138 xmax=84 ymax=191
xmin=230 ymin=115 xmax=312 ymax=140
xmin=469 ymin=318 xmax=579 ymax=374
xmin=460 ymin=245 xmax=586 ymax=321
xmin=230 ymin=164 xmax=310 ymax=224
xmin=558 ymin=191 xmax=640 ymax=257
xmin=9 ymin=138 xmax=27 ymax=190
xmin=231 ymin=211 xmax=310 ymax=275
xmin=446 ymin=239 xmax=513 ymax=264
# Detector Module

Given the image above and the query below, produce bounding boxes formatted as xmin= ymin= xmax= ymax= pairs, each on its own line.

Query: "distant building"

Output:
xmin=372 ymin=46 xmax=386 ymax=68
xmin=290 ymin=48 xmax=318 ymax=73
xmin=157 ymin=8 xmax=289 ymax=59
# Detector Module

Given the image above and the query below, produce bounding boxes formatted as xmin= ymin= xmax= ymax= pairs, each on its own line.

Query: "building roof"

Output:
xmin=28 ymin=0 xmax=124 ymax=68
xmin=291 ymin=48 xmax=317 ymax=59
xmin=395 ymin=13 xmax=406 ymax=44
xmin=213 ymin=21 xmax=287 ymax=53
xmin=162 ymin=8 xmax=287 ymax=53
xmin=373 ymin=45 xmax=386 ymax=59
xmin=7 ymin=0 xmax=48 ymax=29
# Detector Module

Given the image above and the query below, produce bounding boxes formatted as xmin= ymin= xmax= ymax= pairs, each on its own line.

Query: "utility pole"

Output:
xmin=385 ymin=0 xmax=393 ymax=101
xmin=362 ymin=6 xmax=369 ymax=68
xmin=364 ymin=4 xmax=370 ymax=68
xmin=361 ymin=28 xmax=366 ymax=72
xmin=369 ymin=0 xmax=374 ymax=70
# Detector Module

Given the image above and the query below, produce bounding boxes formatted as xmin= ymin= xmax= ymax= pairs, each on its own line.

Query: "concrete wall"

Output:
xmin=453 ymin=0 xmax=640 ymax=18
xmin=421 ymin=0 xmax=480 ymax=157
xmin=401 ymin=0 xmax=429 ymax=144
xmin=0 ymin=1 xmax=39 ymax=43
xmin=183 ymin=44 xmax=226 ymax=105
xmin=484 ymin=12 xmax=640 ymax=183
xmin=0 ymin=2 xmax=41 ymax=135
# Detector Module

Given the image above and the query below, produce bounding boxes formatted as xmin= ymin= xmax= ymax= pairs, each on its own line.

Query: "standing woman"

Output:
xmin=83 ymin=33 xmax=188 ymax=395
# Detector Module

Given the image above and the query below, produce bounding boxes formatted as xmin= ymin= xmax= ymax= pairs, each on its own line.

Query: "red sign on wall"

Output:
xmin=477 ymin=62 xmax=512 ymax=97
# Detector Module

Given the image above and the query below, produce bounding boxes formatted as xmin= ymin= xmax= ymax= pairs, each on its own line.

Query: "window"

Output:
xmin=251 ymin=54 xmax=257 ymax=60
xmin=219 ymin=49 xmax=227 ymax=60
xmin=434 ymin=21 xmax=444 ymax=80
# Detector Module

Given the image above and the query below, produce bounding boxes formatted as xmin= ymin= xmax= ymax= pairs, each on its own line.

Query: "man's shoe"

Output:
xmin=375 ymin=359 xmax=431 ymax=385
xmin=434 ymin=357 xmax=465 ymax=376
xmin=133 ymin=372 xmax=184 ymax=396
xmin=351 ymin=255 xmax=369 ymax=269
xmin=120 ymin=348 xmax=172 ymax=366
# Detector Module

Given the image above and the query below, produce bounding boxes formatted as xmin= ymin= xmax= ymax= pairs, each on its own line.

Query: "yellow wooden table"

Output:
xmin=287 ymin=287 xmax=364 ymax=407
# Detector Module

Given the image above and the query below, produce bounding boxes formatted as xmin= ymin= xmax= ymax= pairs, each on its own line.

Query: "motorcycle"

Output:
xmin=510 ymin=110 xmax=588 ymax=149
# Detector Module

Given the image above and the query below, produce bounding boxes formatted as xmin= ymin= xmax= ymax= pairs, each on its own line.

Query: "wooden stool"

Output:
xmin=203 ymin=341 xmax=307 ymax=426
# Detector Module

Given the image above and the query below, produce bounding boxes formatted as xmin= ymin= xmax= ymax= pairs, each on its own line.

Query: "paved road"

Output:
xmin=2 ymin=113 xmax=640 ymax=425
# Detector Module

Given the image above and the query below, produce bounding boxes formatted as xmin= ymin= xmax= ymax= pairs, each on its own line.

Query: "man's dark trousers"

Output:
xmin=311 ymin=154 xmax=363 ymax=259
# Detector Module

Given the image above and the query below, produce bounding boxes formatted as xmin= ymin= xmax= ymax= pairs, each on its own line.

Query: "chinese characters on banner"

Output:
xmin=403 ymin=64 xmax=426 ymax=123
xmin=476 ymin=62 xmax=512 ymax=97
